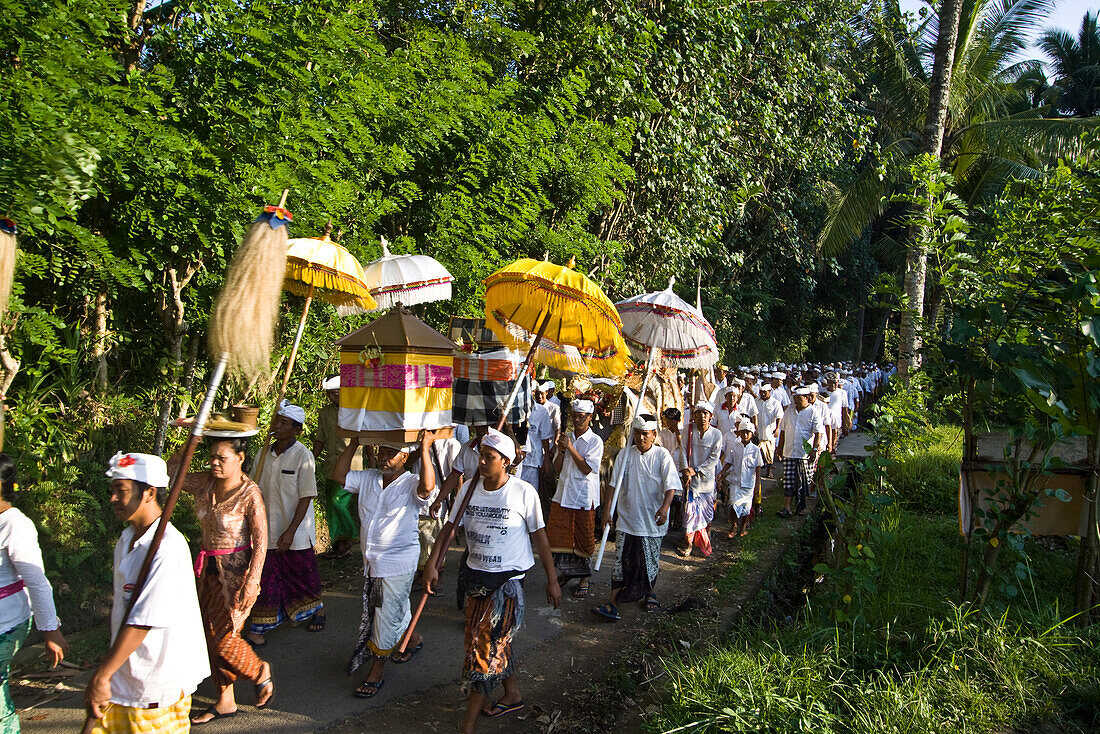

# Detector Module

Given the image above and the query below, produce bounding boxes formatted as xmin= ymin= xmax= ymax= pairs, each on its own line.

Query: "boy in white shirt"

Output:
xmin=720 ymin=422 xmax=764 ymax=538
xmin=86 ymin=452 xmax=209 ymax=733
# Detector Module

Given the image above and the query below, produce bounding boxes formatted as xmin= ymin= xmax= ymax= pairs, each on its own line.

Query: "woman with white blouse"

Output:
xmin=0 ymin=454 xmax=67 ymax=732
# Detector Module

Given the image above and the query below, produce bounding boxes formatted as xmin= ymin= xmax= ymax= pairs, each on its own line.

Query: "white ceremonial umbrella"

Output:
xmin=345 ymin=236 xmax=454 ymax=312
xmin=594 ymin=277 xmax=720 ymax=570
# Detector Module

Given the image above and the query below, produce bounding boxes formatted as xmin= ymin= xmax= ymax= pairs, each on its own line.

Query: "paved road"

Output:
xmin=16 ymin=544 xmax=576 ymax=733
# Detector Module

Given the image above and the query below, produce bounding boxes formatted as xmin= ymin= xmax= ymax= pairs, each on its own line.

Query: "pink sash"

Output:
xmin=194 ymin=545 xmax=250 ymax=577
xmin=0 ymin=579 xmax=25 ymax=600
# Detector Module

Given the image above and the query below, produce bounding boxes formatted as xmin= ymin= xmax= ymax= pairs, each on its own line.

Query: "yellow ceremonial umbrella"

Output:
xmin=483 ymin=256 xmax=631 ymax=378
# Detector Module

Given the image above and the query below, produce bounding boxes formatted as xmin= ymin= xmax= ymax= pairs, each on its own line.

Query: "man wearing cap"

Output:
xmin=754 ymin=381 xmax=783 ymax=481
xmin=591 ymin=414 xmax=678 ymax=621
xmin=330 ymin=431 xmax=438 ymax=698
xmin=770 ymin=373 xmax=791 ymax=409
xmin=538 ymin=382 xmax=562 ymax=440
xmin=86 ymin=453 xmax=208 ymax=733
xmin=678 ymin=400 xmax=723 ymax=557
xmin=720 ymin=421 xmax=765 ymax=538
xmin=423 ymin=428 xmax=560 ymax=732
xmin=519 ymin=388 xmax=556 ymax=494
xmin=249 ymin=400 xmax=325 ymax=644
xmin=776 ymin=388 xmax=824 ymax=518
xmin=547 ymin=399 xmax=604 ymax=598
xmin=313 ymin=376 xmax=358 ymax=559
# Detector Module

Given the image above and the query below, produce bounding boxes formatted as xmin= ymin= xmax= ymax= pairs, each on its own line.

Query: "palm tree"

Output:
xmin=1039 ymin=11 xmax=1100 ymax=117
xmin=818 ymin=0 xmax=1095 ymax=367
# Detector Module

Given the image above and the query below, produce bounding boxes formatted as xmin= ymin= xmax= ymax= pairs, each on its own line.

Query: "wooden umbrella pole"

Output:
xmin=81 ymin=355 xmax=228 ymax=734
xmin=253 ymin=282 xmax=315 ymax=482
xmin=397 ymin=312 xmax=552 ymax=653
xmin=594 ymin=345 xmax=658 ymax=571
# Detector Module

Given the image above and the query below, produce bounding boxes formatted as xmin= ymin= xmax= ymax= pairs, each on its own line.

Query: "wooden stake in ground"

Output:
xmin=80 ymin=196 xmax=292 ymax=734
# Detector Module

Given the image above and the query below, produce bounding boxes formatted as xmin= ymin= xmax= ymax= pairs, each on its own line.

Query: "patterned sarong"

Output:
xmin=611 ymin=532 xmax=662 ymax=604
xmin=783 ymin=457 xmax=812 ymax=512
xmin=89 ymin=695 xmax=191 ymax=734
xmin=249 ymin=548 xmax=323 ymax=634
xmin=348 ymin=571 xmax=416 ymax=674
xmin=684 ymin=492 xmax=714 ymax=555
xmin=201 ymin=562 xmax=264 ymax=688
xmin=0 ymin=618 xmax=30 ymax=734
xmin=463 ymin=579 xmax=525 ymax=696
xmin=546 ymin=503 xmax=595 ymax=580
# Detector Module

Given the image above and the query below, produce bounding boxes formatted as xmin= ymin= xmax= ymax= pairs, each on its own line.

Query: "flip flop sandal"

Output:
xmin=308 ymin=613 xmax=326 ymax=632
xmin=590 ymin=603 xmax=621 ymax=621
xmin=353 ymin=679 xmax=385 ymax=699
xmin=255 ymin=677 xmax=274 ymax=709
xmin=482 ymin=700 xmax=525 ymax=718
xmin=390 ymin=641 xmax=423 ymax=664
xmin=645 ymin=595 xmax=660 ymax=613
xmin=571 ymin=584 xmax=591 ymax=599
xmin=191 ymin=706 xmax=238 ymax=725
xmin=428 ymin=585 xmax=446 ymax=597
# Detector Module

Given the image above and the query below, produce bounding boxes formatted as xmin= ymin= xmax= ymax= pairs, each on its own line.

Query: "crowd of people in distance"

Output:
xmin=0 ymin=359 xmax=892 ymax=734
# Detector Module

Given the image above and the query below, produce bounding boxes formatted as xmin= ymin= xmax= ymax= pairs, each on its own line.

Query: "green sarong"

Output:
xmin=322 ymin=479 xmax=358 ymax=542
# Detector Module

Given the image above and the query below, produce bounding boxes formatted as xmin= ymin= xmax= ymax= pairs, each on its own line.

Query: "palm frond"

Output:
xmin=816 ymin=166 xmax=892 ymax=257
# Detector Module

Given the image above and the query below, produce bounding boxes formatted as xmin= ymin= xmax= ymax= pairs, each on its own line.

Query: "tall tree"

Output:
xmin=1039 ymin=11 xmax=1100 ymax=117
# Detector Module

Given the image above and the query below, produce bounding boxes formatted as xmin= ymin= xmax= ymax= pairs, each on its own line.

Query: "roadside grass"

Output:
xmin=648 ymin=428 xmax=1100 ymax=734
xmin=885 ymin=424 xmax=963 ymax=516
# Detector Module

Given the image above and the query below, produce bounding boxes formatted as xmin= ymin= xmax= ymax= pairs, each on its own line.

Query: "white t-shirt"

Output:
xmin=772 ymin=384 xmax=792 ymax=408
xmin=345 ymin=469 xmax=430 ymax=578
xmin=755 ymin=395 xmax=784 ymax=443
xmin=779 ymin=405 xmax=824 ymax=459
xmin=258 ymin=440 xmax=317 ymax=550
xmin=449 ymin=476 xmax=544 ymax=573
xmin=0 ymin=508 xmax=59 ymax=635
xmin=411 ymin=438 xmax=461 ymax=518
xmin=725 ymin=440 xmax=765 ymax=489
xmin=827 ymin=389 xmax=849 ymax=425
xmin=522 ymin=402 xmax=555 ymax=470
xmin=543 ymin=400 xmax=562 ymax=435
xmin=111 ymin=519 xmax=209 ymax=708
xmin=552 ymin=428 xmax=604 ymax=510
xmin=611 ymin=445 xmax=679 ymax=537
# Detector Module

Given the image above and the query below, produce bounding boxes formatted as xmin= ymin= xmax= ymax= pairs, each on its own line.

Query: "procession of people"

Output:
xmin=21 ymin=354 xmax=891 ymax=734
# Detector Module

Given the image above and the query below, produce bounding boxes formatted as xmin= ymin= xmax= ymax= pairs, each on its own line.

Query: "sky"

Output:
xmin=898 ymin=0 xmax=1099 ymax=63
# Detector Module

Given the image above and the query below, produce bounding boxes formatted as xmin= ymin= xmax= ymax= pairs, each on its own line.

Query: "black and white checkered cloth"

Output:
xmin=452 ymin=372 xmax=533 ymax=427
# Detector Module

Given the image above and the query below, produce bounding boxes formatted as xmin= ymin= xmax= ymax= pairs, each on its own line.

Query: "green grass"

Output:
xmin=885 ymin=425 xmax=963 ymax=516
xmin=648 ymin=427 xmax=1100 ymax=734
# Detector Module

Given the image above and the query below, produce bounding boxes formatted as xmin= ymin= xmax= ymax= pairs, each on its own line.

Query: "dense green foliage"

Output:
xmin=653 ymin=428 xmax=1100 ymax=733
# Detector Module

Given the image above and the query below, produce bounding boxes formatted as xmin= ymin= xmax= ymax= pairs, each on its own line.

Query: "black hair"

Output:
xmin=0 ymin=453 xmax=17 ymax=502
xmin=637 ymin=413 xmax=658 ymax=425
xmin=662 ymin=408 xmax=681 ymax=422
xmin=207 ymin=436 xmax=253 ymax=474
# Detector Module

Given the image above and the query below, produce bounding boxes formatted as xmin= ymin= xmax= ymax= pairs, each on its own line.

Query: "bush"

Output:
xmin=886 ymin=425 xmax=962 ymax=515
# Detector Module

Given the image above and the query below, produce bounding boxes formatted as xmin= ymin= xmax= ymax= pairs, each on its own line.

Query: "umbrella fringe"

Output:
xmin=371 ymin=280 xmax=452 ymax=310
xmin=209 ymin=219 xmax=288 ymax=376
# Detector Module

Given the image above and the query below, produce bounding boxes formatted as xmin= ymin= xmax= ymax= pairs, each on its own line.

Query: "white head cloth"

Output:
xmin=539 ymin=381 xmax=555 ymax=392
xmin=322 ymin=375 xmax=341 ymax=391
xmin=106 ymin=452 xmax=171 ymax=488
xmin=632 ymin=415 xmax=659 ymax=431
xmin=481 ymin=428 xmax=516 ymax=463
xmin=693 ymin=400 xmax=715 ymax=414
xmin=572 ymin=399 xmax=595 ymax=414
xmin=277 ymin=399 xmax=307 ymax=424
xmin=736 ymin=420 xmax=756 ymax=434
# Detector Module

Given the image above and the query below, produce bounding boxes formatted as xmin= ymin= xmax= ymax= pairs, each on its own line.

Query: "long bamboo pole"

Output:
xmin=593 ymin=345 xmax=658 ymax=570
xmin=396 ymin=312 xmax=552 ymax=654
xmin=253 ymin=282 xmax=315 ymax=482
xmin=81 ymin=355 xmax=228 ymax=734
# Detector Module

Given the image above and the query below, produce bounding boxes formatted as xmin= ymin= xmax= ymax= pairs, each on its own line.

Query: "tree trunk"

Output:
xmin=898 ymin=0 xmax=965 ymax=382
xmin=91 ymin=290 xmax=109 ymax=391
xmin=152 ymin=261 xmax=200 ymax=454
xmin=853 ymin=302 xmax=866 ymax=365
xmin=867 ymin=309 xmax=890 ymax=364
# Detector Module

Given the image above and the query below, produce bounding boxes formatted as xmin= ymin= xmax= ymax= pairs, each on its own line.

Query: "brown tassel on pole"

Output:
xmin=208 ymin=191 xmax=292 ymax=377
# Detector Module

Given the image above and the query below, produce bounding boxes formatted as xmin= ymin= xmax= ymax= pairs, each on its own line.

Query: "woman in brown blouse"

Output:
xmin=171 ymin=437 xmax=273 ymax=724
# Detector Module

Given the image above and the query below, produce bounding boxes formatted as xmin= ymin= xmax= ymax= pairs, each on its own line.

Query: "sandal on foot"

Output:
xmin=353 ymin=679 xmax=384 ymax=698
xmin=390 ymin=641 xmax=423 ymax=664
xmin=645 ymin=594 xmax=660 ymax=612
xmin=246 ymin=634 xmax=267 ymax=649
xmin=776 ymin=509 xmax=791 ymax=518
xmin=191 ymin=706 xmax=237 ymax=725
xmin=255 ymin=677 xmax=274 ymax=708
xmin=571 ymin=584 xmax=591 ymax=599
xmin=482 ymin=700 xmax=524 ymax=718
xmin=308 ymin=613 xmax=326 ymax=632
xmin=590 ymin=603 xmax=621 ymax=621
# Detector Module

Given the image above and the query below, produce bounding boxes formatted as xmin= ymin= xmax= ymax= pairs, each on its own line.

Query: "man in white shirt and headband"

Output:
xmin=591 ymin=414 xmax=678 ymax=621
xmin=86 ymin=452 xmax=208 ymax=733
xmin=546 ymin=399 xmax=604 ymax=599
xmin=678 ymin=400 xmax=723 ymax=557
xmin=249 ymin=399 xmax=325 ymax=644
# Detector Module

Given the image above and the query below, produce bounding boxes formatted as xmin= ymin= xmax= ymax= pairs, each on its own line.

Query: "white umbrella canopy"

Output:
xmin=615 ymin=277 xmax=719 ymax=369
xmin=353 ymin=236 xmax=454 ymax=311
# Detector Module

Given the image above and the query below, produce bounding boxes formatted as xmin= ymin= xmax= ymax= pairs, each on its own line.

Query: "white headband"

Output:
xmin=631 ymin=415 xmax=659 ymax=431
